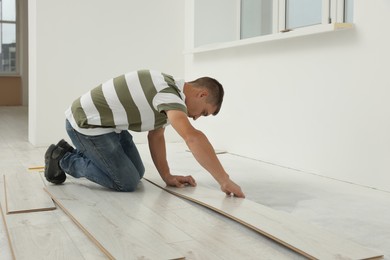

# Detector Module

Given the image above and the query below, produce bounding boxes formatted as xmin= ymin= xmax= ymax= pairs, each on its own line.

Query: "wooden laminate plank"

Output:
xmin=27 ymin=166 xmax=44 ymax=171
xmin=4 ymin=173 xmax=56 ymax=214
xmin=45 ymin=180 xmax=186 ymax=260
xmin=169 ymin=240 xmax=223 ymax=260
xmin=0 ymin=174 xmax=99 ymax=260
xmin=144 ymin=175 xmax=384 ymax=260
xmin=57 ymin=178 xmax=303 ymax=260
xmin=165 ymin=205 xmax=303 ymax=259
xmin=0 ymin=192 xmax=16 ymax=260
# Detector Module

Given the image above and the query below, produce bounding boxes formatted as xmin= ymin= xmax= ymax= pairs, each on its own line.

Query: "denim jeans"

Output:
xmin=60 ymin=120 xmax=145 ymax=191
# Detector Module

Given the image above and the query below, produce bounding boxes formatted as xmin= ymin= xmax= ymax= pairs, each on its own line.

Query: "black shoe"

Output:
xmin=44 ymin=144 xmax=67 ymax=184
xmin=57 ymin=139 xmax=74 ymax=153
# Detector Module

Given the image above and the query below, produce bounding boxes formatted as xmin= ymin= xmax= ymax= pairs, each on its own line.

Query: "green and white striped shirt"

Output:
xmin=65 ymin=70 xmax=187 ymax=135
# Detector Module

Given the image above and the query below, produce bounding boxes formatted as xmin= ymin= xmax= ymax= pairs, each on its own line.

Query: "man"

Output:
xmin=45 ymin=69 xmax=245 ymax=198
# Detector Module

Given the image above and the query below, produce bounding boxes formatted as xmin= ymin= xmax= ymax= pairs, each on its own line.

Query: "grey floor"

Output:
xmin=1 ymin=106 xmax=389 ymax=259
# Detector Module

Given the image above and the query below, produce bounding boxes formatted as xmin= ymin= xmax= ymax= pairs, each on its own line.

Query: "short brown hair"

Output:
xmin=188 ymin=77 xmax=224 ymax=115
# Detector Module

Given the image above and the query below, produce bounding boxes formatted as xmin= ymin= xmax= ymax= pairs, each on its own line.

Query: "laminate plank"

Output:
xmin=76 ymin=179 xmax=192 ymax=244
xmin=0 ymin=192 xmax=15 ymax=260
xmin=0 ymin=174 xmax=99 ymax=260
xmin=28 ymin=166 xmax=44 ymax=171
xmin=45 ymin=180 xmax=186 ymax=260
xmin=4 ymin=172 xmax=56 ymax=214
xmin=166 ymin=206 xmax=303 ymax=259
xmin=71 ymin=177 xmax=192 ymax=212
xmin=144 ymin=175 xmax=384 ymax=260
xmin=53 ymin=178 xmax=303 ymax=259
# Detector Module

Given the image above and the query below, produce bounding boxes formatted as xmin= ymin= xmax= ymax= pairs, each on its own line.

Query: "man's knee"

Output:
xmin=115 ymin=175 xmax=141 ymax=192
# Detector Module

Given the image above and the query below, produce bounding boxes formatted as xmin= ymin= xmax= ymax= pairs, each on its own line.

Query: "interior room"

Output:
xmin=1 ymin=0 xmax=389 ymax=259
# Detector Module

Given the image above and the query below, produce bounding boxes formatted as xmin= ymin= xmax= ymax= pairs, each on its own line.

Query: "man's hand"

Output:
xmin=163 ymin=174 xmax=197 ymax=188
xmin=220 ymin=179 xmax=245 ymax=198
xmin=165 ymin=110 xmax=245 ymax=198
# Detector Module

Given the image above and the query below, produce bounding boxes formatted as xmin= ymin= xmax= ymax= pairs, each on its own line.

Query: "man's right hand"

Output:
xmin=166 ymin=109 xmax=245 ymax=198
xmin=163 ymin=174 xmax=197 ymax=188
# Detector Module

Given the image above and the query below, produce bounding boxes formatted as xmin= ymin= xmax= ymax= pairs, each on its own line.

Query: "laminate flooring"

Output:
xmin=4 ymin=172 xmax=55 ymax=214
xmin=0 ymin=174 xmax=107 ymax=260
xmin=144 ymin=174 xmax=382 ymax=259
xmin=45 ymin=178 xmax=301 ymax=259
xmin=45 ymin=180 xmax=185 ymax=259
xmin=1 ymin=107 xmax=390 ymax=259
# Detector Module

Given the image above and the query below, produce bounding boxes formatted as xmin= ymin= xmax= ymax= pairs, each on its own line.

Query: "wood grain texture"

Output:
xmin=0 ymin=174 xmax=101 ymax=260
xmin=144 ymin=175 xmax=384 ymax=260
xmin=45 ymin=180 xmax=186 ymax=260
xmin=0 ymin=190 xmax=16 ymax=259
xmin=4 ymin=173 xmax=56 ymax=214
xmin=164 ymin=205 xmax=302 ymax=259
xmin=46 ymin=178 xmax=303 ymax=260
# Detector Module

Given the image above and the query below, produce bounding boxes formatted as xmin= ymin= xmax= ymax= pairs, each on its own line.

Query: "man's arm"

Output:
xmin=148 ymin=127 xmax=196 ymax=187
xmin=166 ymin=110 xmax=245 ymax=198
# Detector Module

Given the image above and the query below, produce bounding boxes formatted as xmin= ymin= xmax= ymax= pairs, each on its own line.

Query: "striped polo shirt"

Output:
xmin=65 ymin=70 xmax=187 ymax=135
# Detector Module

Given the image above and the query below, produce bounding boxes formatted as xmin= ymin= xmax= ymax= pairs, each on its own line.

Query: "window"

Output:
xmin=285 ymin=0 xmax=322 ymax=29
xmin=0 ymin=0 xmax=17 ymax=73
xmin=344 ymin=0 xmax=354 ymax=23
xmin=241 ymin=0 xmax=273 ymax=39
xmin=193 ymin=0 xmax=354 ymax=51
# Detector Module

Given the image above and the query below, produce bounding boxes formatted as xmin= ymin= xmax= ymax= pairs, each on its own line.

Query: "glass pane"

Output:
xmin=286 ymin=0 xmax=322 ymax=29
xmin=241 ymin=0 xmax=273 ymax=39
xmin=1 ymin=0 xmax=16 ymax=21
xmin=0 ymin=23 xmax=16 ymax=72
xmin=194 ymin=0 xmax=238 ymax=47
xmin=344 ymin=0 xmax=354 ymax=23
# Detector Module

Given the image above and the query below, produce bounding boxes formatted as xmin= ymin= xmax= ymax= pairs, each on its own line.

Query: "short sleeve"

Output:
xmin=153 ymin=92 xmax=187 ymax=114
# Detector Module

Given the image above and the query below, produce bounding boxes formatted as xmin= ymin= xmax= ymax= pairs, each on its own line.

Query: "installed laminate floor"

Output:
xmin=144 ymin=175 xmax=383 ymax=259
xmin=1 ymin=106 xmax=390 ymax=259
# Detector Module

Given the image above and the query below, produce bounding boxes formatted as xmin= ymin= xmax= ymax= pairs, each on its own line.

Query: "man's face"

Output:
xmin=186 ymin=92 xmax=217 ymax=121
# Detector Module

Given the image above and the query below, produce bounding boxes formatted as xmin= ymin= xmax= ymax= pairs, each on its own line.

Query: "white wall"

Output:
xmin=28 ymin=0 xmax=184 ymax=146
xmin=185 ymin=0 xmax=390 ymax=191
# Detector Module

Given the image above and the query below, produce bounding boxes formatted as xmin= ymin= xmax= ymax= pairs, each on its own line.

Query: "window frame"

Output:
xmin=279 ymin=0 xmax=328 ymax=32
xmin=0 ymin=0 xmax=19 ymax=76
xmin=260 ymin=0 xmax=347 ymax=35
xmin=189 ymin=0 xmax=353 ymax=54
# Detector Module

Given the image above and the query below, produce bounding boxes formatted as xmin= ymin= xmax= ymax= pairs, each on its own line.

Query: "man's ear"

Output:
xmin=199 ymin=89 xmax=209 ymax=98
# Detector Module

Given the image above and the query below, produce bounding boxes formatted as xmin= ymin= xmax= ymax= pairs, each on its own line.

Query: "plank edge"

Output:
xmin=144 ymin=177 xmax=384 ymax=260
xmin=6 ymin=206 xmax=57 ymax=215
xmin=43 ymin=187 xmax=115 ymax=260
xmin=0 ymin=175 xmax=16 ymax=260
xmin=4 ymin=174 xmax=57 ymax=214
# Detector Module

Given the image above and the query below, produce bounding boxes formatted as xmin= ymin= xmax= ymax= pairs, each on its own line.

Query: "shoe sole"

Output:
xmin=44 ymin=144 xmax=66 ymax=184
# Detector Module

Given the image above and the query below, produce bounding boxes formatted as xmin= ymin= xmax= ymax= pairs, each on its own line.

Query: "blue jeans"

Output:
xmin=60 ymin=120 xmax=145 ymax=191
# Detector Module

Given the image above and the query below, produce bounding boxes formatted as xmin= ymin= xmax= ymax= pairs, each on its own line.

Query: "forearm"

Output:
xmin=166 ymin=110 xmax=244 ymax=197
xmin=185 ymin=130 xmax=230 ymax=185
xmin=148 ymin=131 xmax=171 ymax=181
xmin=186 ymin=131 xmax=244 ymax=197
xmin=148 ymin=128 xmax=196 ymax=188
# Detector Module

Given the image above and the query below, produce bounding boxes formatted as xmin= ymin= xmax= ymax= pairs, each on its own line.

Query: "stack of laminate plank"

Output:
xmin=0 ymin=172 xmax=106 ymax=259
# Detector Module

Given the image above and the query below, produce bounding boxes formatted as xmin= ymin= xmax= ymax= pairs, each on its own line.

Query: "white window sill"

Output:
xmin=185 ymin=23 xmax=353 ymax=54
